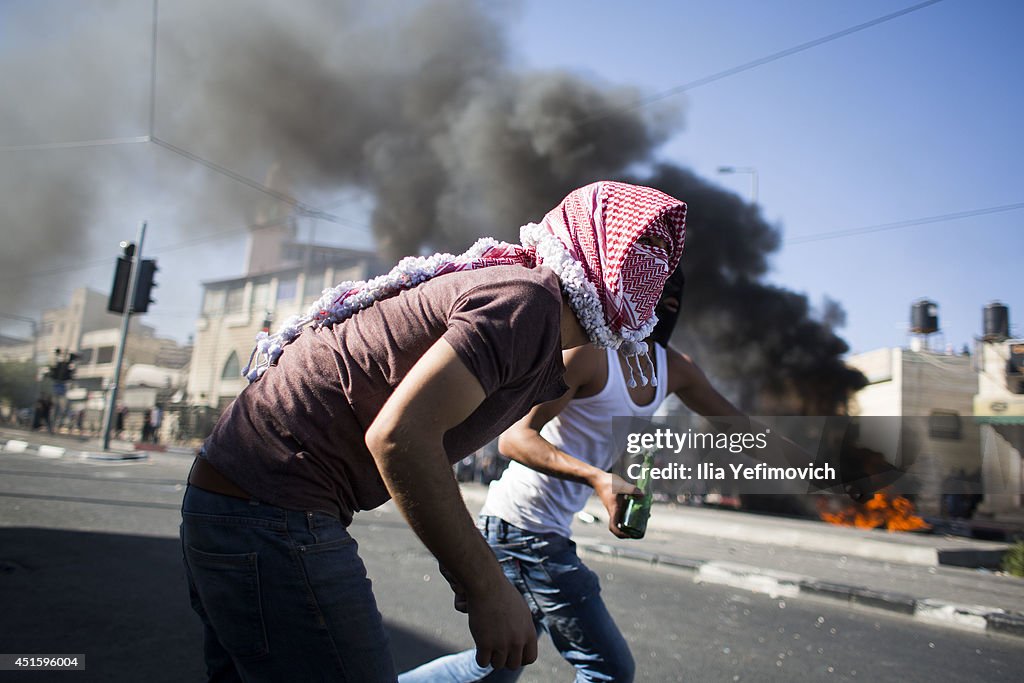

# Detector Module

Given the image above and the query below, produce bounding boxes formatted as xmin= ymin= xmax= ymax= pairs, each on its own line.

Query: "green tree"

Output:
xmin=0 ymin=360 xmax=39 ymax=409
xmin=1003 ymin=542 xmax=1024 ymax=578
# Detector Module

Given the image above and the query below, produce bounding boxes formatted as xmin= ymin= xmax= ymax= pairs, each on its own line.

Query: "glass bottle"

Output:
xmin=617 ymin=447 xmax=655 ymax=539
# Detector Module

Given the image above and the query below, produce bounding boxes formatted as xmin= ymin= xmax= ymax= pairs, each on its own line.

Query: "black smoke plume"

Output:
xmin=0 ymin=0 xmax=864 ymax=413
xmin=631 ymin=165 xmax=867 ymax=414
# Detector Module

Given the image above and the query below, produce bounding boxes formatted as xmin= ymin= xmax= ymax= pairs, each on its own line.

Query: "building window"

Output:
xmin=225 ymin=286 xmax=246 ymax=314
xmin=203 ymin=289 xmax=226 ymax=315
xmin=303 ymin=271 xmax=325 ymax=304
xmin=96 ymin=346 xmax=115 ymax=365
xmin=928 ymin=410 xmax=962 ymax=440
xmin=252 ymin=281 xmax=270 ymax=312
xmin=277 ymin=276 xmax=297 ymax=303
xmin=222 ymin=351 xmax=240 ymax=379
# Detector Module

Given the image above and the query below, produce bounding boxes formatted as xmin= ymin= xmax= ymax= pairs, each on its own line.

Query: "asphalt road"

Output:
xmin=0 ymin=449 xmax=1022 ymax=682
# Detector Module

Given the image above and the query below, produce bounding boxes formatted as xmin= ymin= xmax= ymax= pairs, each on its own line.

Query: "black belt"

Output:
xmin=188 ymin=457 xmax=252 ymax=500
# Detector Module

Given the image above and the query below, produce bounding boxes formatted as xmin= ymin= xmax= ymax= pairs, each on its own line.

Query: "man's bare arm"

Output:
xmin=666 ymin=348 xmax=745 ymax=418
xmin=365 ymin=338 xmax=536 ymax=670
xmin=666 ymin=347 xmax=812 ymax=469
xmin=498 ymin=345 xmax=641 ymax=538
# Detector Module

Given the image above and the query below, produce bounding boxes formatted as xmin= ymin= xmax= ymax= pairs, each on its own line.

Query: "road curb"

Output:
xmin=80 ymin=450 xmax=149 ymax=461
xmin=2 ymin=437 xmax=153 ymax=462
xmin=578 ymin=541 xmax=1024 ymax=640
xmin=37 ymin=445 xmax=67 ymax=459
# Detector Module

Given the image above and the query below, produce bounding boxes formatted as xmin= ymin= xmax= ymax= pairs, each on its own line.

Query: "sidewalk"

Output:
xmin=0 ymin=427 xmax=196 ymax=461
xmin=459 ymin=483 xmax=1024 ymax=640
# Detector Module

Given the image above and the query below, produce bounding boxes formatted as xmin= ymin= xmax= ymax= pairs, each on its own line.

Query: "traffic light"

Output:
xmin=132 ymin=259 xmax=158 ymax=313
xmin=107 ymin=242 xmax=136 ymax=314
xmin=106 ymin=240 xmax=157 ymax=314
xmin=108 ymin=259 xmax=131 ymax=314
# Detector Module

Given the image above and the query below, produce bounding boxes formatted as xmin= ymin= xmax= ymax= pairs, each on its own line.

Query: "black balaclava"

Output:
xmin=650 ymin=267 xmax=685 ymax=347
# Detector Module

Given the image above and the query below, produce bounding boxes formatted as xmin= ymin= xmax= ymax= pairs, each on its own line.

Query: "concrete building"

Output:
xmin=186 ymin=221 xmax=383 ymax=422
xmin=847 ymin=346 xmax=981 ymax=516
xmin=1 ymin=288 xmax=143 ymax=366
xmin=2 ymin=286 xmax=192 ymax=435
xmin=847 ymin=300 xmax=1023 ymax=522
xmin=973 ymin=336 xmax=1024 ymax=519
xmin=38 ymin=287 xmax=137 ymax=361
xmin=849 ymin=346 xmax=977 ymax=419
xmin=37 ymin=288 xmax=187 ymax=385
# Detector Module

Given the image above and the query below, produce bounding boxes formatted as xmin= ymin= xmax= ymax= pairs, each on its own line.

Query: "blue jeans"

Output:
xmin=399 ymin=516 xmax=634 ymax=683
xmin=180 ymin=485 xmax=396 ymax=682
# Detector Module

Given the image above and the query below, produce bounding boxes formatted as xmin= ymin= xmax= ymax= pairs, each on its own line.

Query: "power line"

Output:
xmin=785 ymin=201 xmax=1024 ymax=245
xmin=0 ymin=0 xmax=947 ymax=238
xmin=144 ymin=220 xmax=371 ymax=260
xmin=0 ymin=226 xmax=258 ymax=286
xmin=0 ymin=258 xmax=115 ymax=284
xmin=150 ymin=136 xmax=312 ymax=214
xmin=0 ymin=207 xmax=370 ymax=285
xmin=5 ymin=195 xmax=1017 ymax=287
xmin=0 ymin=0 xmax=357 ymax=233
xmin=0 ymin=0 xmax=964 ymax=273
xmin=148 ymin=226 xmax=253 ymax=254
xmin=579 ymin=0 xmax=947 ymax=126
xmin=0 ymin=136 xmax=150 ymax=152
xmin=0 ymin=222 xmax=249 ymax=285
xmin=148 ymin=0 xmax=159 ymax=137
xmin=148 ymin=136 xmax=372 ymax=233
xmin=2 ymin=1 xmax=947 ymax=214
xmin=0 ymin=132 xmax=368 ymax=232
xmin=0 ymin=189 xmax=372 ymax=286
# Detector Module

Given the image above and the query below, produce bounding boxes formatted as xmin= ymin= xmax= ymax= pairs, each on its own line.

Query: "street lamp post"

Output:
xmin=718 ymin=166 xmax=758 ymax=204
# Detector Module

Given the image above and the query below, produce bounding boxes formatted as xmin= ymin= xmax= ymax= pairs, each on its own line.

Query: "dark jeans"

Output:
xmin=399 ymin=516 xmax=634 ymax=683
xmin=180 ymin=485 xmax=396 ymax=682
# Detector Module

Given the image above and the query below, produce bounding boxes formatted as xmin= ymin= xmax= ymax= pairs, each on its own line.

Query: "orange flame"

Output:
xmin=817 ymin=493 xmax=930 ymax=532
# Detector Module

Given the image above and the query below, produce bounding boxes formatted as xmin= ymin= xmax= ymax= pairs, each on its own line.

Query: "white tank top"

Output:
xmin=480 ymin=344 xmax=668 ymax=537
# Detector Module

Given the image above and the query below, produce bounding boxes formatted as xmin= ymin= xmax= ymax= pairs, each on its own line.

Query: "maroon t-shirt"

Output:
xmin=203 ymin=265 xmax=568 ymax=524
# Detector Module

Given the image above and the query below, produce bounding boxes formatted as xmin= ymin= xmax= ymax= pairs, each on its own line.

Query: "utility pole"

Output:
xmin=101 ymin=221 xmax=147 ymax=450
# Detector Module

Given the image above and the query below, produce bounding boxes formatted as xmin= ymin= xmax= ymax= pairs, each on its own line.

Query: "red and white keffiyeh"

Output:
xmin=529 ymin=181 xmax=686 ymax=346
xmin=244 ymin=181 xmax=686 ymax=387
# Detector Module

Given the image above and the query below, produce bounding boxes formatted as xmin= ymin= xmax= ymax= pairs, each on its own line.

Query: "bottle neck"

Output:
xmin=635 ymin=451 xmax=655 ymax=493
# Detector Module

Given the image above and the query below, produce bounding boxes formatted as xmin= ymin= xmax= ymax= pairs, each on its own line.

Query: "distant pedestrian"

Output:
xmin=115 ymin=405 xmax=127 ymax=439
xmin=149 ymin=405 xmax=163 ymax=444
xmin=33 ymin=395 xmax=54 ymax=433
xmin=32 ymin=397 xmax=45 ymax=431
xmin=142 ymin=410 xmax=154 ymax=443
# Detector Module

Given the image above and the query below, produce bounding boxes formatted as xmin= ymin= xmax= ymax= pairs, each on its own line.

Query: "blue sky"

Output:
xmin=0 ymin=0 xmax=1020 ymax=357
xmin=508 ymin=0 xmax=1023 ymax=354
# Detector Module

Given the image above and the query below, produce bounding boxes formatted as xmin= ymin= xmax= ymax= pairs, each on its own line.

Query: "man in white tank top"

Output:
xmin=401 ymin=273 xmax=745 ymax=683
